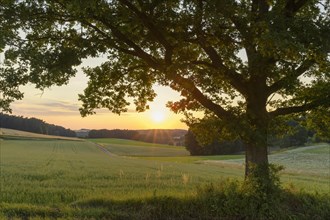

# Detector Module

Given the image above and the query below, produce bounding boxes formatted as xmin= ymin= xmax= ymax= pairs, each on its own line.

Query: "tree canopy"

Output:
xmin=1 ymin=0 xmax=329 ymax=180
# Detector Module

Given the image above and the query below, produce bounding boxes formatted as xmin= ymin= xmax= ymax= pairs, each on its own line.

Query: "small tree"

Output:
xmin=1 ymin=1 xmax=329 ymax=186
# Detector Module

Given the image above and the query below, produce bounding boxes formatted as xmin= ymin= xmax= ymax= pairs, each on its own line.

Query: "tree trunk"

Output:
xmin=245 ymin=138 xmax=269 ymax=178
xmin=243 ymin=119 xmax=272 ymax=193
xmin=244 ymin=94 xmax=270 ymax=180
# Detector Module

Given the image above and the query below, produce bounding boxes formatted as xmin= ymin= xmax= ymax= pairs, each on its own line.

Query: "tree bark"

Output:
xmin=244 ymin=92 xmax=269 ymax=179
xmin=243 ymin=119 xmax=272 ymax=196
xmin=245 ymin=137 xmax=269 ymax=178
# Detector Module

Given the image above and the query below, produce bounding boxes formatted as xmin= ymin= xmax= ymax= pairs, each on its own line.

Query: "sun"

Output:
xmin=151 ymin=111 xmax=166 ymax=123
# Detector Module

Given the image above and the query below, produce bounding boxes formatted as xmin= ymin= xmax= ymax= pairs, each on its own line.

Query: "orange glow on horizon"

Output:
xmin=10 ymin=71 xmax=189 ymax=130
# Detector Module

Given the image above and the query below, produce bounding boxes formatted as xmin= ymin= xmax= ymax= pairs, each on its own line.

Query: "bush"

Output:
xmin=196 ymin=164 xmax=330 ymax=219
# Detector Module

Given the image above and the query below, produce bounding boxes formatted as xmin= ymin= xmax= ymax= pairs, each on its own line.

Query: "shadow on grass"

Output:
xmin=1 ymin=181 xmax=329 ymax=220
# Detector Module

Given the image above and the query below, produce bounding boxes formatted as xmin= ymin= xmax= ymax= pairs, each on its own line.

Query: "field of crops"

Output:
xmin=0 ymin=131 xmax=329 ymax=218
xmin=88 ymin=138 xmax=190 ymax=157
xmin=0 ymin=138 xmax=240 ymax=205
xmin=0 ymin=128 xmax=79 ymax=140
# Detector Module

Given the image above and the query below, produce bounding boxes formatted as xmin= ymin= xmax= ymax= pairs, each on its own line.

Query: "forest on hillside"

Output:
xmin=0 ymin=114 xmax=76 ymax=137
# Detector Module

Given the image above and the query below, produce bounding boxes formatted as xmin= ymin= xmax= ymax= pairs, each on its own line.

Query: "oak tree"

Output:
xmin=1 ymin=0 xmax=330 ymax=184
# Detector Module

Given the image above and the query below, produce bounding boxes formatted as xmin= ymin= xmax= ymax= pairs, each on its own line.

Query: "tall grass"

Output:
xmin=1 ymin=181 xmax=329 ymax=219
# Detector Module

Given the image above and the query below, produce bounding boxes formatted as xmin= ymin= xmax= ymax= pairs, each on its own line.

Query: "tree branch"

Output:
xmin=91 ymin=15 xmax=160 ymax=69
xmin=267 ymin=59 xmax=314 ymax=95
xmin=89 ymin=14 xmax=234 ymax=121
xmin=189 ymin=0 xmax=245 ymax=92
xmin=84 ymin=10 xmax=234 ymax=121
xmin=269 ymin=97 xmax=330 ymax=118
xmin=269 ymin=103 xmax=317 ymax=118
xmin=170 ymin=73 xmax=234 ymax=120
xmin=200 ymin=44 xmax=248 ymax=96
xmin=118 ymin=0 xmax=173 ymax=64
xmin=259 ymin=0 xmax=270 ymax=15
xmin=80 ymin=20 xmax=138 ymax=57
xmin=284 ymin=0 xmax=309 ymax=17
xmin=190 ymin=60 xmax=215 ymax=69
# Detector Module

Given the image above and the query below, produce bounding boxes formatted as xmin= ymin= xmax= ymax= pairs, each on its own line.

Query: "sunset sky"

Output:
xmin=7 ymin=48 xmax=249 ymax=131
xmin=10 ymin=57 xmax=188 ymax=130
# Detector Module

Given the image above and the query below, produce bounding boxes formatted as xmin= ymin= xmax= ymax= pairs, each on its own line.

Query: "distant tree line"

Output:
xmin=185 ymin=130 xmax=244 ymax=155
xmin=267 ymin=119 xmax=315 ymax=149
xmin=88 ymin=129 xmax=186 ymax=145
xmin=185 ymin=117 xmax=327 ymax=156
xmin=136 ymin=129 xmax=186 ymax=145
xmin=0 ymin=114 xmax=76 ymax=137
xmin=88 ymin=129 xmax=139 ymax=139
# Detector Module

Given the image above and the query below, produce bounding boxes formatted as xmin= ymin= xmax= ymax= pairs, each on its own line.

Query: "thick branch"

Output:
xmin=83 ymin=12 xmax=233 ymax=121
xmin=269 ymin=101 xmax=329 ymax=118
xmin=84 ymin=13 xmax=232 ymax=121
xmin=170 ymin=73 xmax=234 ymax=120
xmin=269 ymin=104 xmax=312 ymax=118
xmin=201 ymin=45 xmax=248 ymax=96
xmin=92 ymin=16 xmax=159 ymax=69
xmin=187 ymin=1 xmax=248 ymax=97
xmin=80 ymin=20 xmax=138 ymax=57
xmin=118 ymin=0 xmax=171 ymax=48
xmin=212 ymin=1 xmax=256 ymax=63
xmin=118 ymin=0 xmax=173 ymax=64
xmin=284 ymin=0 xmax=309 ymax=17
xmin=251 ymin=0 xmax=270 ymax=14
xmin=267 ymin=60 xmax=314 ymax=95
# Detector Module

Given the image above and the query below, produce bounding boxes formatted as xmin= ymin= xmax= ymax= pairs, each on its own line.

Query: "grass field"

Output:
xmin=0 ymin=128 xmax=79 ymax=141
xmin=0 ymin=131 xmax=329 ymax=219
xmin=0 ymin=137 xmax=242 ymax=204
xmin=88 ymin=138 xmax=190 ymax=157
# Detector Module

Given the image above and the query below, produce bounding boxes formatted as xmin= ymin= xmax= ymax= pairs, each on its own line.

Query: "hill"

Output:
xmin=0 ymin=131 xmax=329 ymax=219
xmin=0 ymin=128 xmax=80 ymax=141
xmin=0 ymin=113 xmax=76 ymax=137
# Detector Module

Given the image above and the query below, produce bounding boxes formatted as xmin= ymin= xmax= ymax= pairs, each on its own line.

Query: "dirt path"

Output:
xmin=92 ymin=142 xmax=117 ymax=157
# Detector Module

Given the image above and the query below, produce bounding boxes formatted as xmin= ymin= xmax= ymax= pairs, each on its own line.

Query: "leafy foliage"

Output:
xmin=306 ymin=108 xmax=330 ymax=141
xmin=1 ymin=1 xmax=329 ymax=116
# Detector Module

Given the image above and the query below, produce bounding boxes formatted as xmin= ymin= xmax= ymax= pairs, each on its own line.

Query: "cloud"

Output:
xmin=11 ymin=98 xmax=137 ymax=117
xmin=43 ymin=101 xmax=80 ymax=112
xmin=12 ymin=99 xmax=80 ymax=116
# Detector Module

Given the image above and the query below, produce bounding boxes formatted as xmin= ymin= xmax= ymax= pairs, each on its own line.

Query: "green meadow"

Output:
xmin=0 ymin=132 xmax=329 ymax=219
xmin=88 ymin=138 xmax=190 ymax=157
